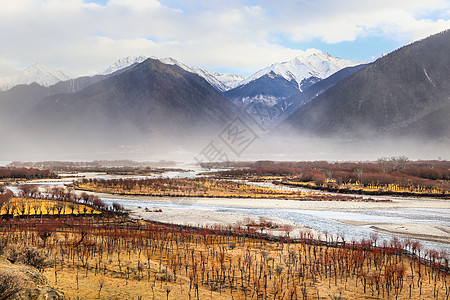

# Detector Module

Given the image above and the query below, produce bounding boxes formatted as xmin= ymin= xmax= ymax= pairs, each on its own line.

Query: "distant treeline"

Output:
xmin=209 ymin=158 xmax=450 ymax=194
xmin=207 ymin=159 xmax=450 ymax=180
xmin=0 ymin=167 xmax=57 ymax=180
xmin=8 ymin=159 xmax=177 ymax=171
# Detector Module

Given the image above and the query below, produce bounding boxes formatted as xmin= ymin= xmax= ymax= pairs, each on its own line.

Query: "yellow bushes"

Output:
xmin=0 ymin=197 xmax=101 ymax=216
xmin=74 ymin=178 xmax=319 ymax=200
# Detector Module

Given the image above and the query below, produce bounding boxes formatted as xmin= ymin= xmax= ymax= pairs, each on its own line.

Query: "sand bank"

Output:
xmin=339 ymin=220 xmax=450 ymax=244
xmin=130 ymin=207 xmax=322 ymax=239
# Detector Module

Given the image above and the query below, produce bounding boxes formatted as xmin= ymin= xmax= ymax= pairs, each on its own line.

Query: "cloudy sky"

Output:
xmin=1 ymin=0 xmax=449 ymax=77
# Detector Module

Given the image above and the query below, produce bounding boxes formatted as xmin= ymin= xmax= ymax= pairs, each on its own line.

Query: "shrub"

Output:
xmin=5 ymin=245 xmax=50 ymax=271
xmin=0 ymin=269 xmax=25 ymax=300
xmin=19 ymin=246 xmax=50 ymax=271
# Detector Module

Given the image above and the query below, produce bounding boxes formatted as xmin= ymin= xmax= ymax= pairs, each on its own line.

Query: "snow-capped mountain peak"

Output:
xmin=240 ymin=53 xmax=362 ymax=91
xmin=103 ymin=56 xmax=245 ymax=92
xmin=156 ymin=57 xmax=245 ymax=92
xmin=101 ymin=56 xmax=147 ymax=75
xmin=0 ymin=64 xmax=70 ymax=91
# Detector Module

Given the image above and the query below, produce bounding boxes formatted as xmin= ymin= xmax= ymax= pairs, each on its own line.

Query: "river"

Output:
xmin=7 ymin=169 xmax=450 ymax=254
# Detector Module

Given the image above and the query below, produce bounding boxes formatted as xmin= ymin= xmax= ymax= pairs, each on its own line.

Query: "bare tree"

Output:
xmin=18 ymin=184 xmax=38 ymax=197
xmin=378 ymin=156 xmax=409 ymax=173
xmin=2 ymin=200 xmax=15 ymax=217
xmin=392 ymin=156 xmax=409 ymax=170
xmin=355 ymin=168 xmax=364 ymax=183
xmin=112 ymin=202 xmax=124 ymax=213
xmin=377 ymin=157 xmax=391 ymax=173
xmin=92 ymin=198 xmax=106 ymax=211
xmin=31 ymin=202 xmax=41 ymax=216
xmin=67 ymin=203 xmax=76 ymax=215
xmin=54 ymin=202 xmax=65 ymax=215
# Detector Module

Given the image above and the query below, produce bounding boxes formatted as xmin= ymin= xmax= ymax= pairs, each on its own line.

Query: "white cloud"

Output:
xmin=108 ymin=0 xmax=161 ymax=10
xmin=0 ymin=0 xmax=448 ymax=77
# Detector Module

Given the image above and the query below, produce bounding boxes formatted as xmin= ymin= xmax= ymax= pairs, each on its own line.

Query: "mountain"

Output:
xmin=225 ymin=54 xmax=363 ymax=128
xmin=157 ymin=57 xmax=244 ymax=92
xmin=238 ymin=53 xmax=362 ymax=91
xmin=278 ymin=63 xmax=369 ymax=120
xmin=101 ymin=56 xmax=148 ymax=75
xmin=22 ymin=58 xmax=243 ymax=149
xmin=225 ymin=72 xmax=300 ymax=128
xmin=0 ymin=59 xmax=153 ymax=125
xmin=0 ymin=74 xmax=123 ymax=126
xmin=103 ymin=56 xmax=245 ymax=92
xmin=282 ymin=30 xmax=450 ymax=140
xmin=0 ymin=64 xmax=70 ymax=91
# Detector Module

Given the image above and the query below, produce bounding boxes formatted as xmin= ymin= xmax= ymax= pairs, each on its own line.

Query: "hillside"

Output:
xmin=283 ymin=30 xmax=450 ymax=140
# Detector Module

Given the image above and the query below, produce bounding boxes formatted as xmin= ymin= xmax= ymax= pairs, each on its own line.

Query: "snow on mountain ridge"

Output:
xmin=102 ymin=56 xmax=244 ymax=92
xmin=0 ymin=63 xmax=70 ymax=91
xmin=156 ymin=57 xmax=245 ymax=92
xmin=240 ymin=53 xmax=362 ymax=91
xmin=101 ymin=56 xmax=147 ymax=75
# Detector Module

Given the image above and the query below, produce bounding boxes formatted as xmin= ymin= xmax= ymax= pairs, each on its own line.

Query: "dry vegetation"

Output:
xmin=72 ymin=177 xmax=370 ymax=202
xmin=7 ymin=160 xmax=179 ymax=175
xmin=0 ymin=216 xmax=448 ymax=300
xmin=0 ymin=167 xmax=57 ymax=180
xmin=0 ymin=197 xmax=100 ymax=217
xmin=0 ymin=184 xmax=104 ymax=218
xmin=0 ymin=159 xmax=449 ymax=299
xmin=208 ymin=158 xmax=450 ymax=197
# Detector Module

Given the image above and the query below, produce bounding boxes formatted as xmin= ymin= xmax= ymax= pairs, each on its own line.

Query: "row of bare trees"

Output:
xmin=0 ymin=184 xmax=124 ymax=217
xmin=0 ymin=167 xmax=57 ymax=179
xmin=0 ymin=215 xmax=448 ymax=299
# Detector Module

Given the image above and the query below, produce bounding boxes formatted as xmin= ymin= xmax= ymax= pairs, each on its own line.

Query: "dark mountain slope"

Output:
xmin=0 ymin=63 xmax=138 ymax=123
xmin=225 ymin=72 xmax=300 ymax=102
xmin=280 ymin=64 xmax=369 ymax=119
xmin=224 ymin=64 xmax=366 ymax=128
xmin=283 ymin=29 xmax=450 ymax=139
xmin=26 ymin=58 xmax=242 ymax=145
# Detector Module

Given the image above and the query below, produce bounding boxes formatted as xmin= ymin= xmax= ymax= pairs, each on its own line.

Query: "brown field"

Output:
xmin=0 ymin=216 xmax=448 ymax=300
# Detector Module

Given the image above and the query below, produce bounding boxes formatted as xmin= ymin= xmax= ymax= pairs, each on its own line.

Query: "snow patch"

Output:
xmin=101 ymin=56 xmax=147 ymax=75
xmin=423 ymin=68 xmax=435 ymax=87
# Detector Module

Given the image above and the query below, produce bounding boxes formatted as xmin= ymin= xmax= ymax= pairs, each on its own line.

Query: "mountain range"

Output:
xmin=23 ymin=59 xmax=243 ymax=146
xmin=225 ymin=54 xmax=363 ymax=127
xmin=0 ymin=53 xmax=361 ymax=129
xmin=0 ymin=29 xmax=449 ymax=159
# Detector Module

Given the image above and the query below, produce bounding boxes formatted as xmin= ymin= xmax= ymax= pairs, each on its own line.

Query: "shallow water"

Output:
xmin=6 ymin=171 xmax=449 ymax=254
xmin=101 ymin=197 xmax=450 ymax=254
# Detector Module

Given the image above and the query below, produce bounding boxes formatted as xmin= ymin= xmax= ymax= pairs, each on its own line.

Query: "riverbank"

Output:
xmin=83 ymin=190 xmax=449 ymax=210
xmin=12 ymin=174 xmax=450 ymax=248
